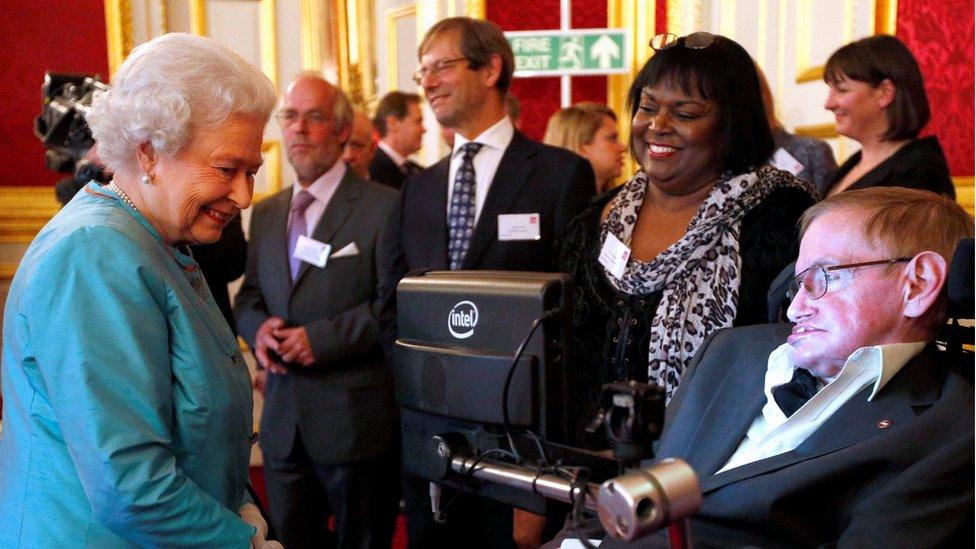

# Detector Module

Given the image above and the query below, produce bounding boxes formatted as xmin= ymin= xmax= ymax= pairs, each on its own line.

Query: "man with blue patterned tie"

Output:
xmin=378 ymin=16 xmax=595 ymax=549
xmin=235 ymin=74 xmax=400 ymax=549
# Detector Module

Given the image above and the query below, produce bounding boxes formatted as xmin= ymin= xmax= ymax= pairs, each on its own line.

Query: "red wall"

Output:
xmin=0 ymin=1 xmax=109 ymax=188
xmin=487 ymin=1 xmax=609 ymax=141
xmin=897 ymin=0 xmax=974 ymax=177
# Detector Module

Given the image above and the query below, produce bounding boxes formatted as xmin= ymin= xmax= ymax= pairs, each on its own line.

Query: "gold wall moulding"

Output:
xmin=793 ymin=122 xmax=837 ymax=139
xmin=953 ymin=176 xmax=974 ymax=215
xmin=0 ymin=187 xmax=61 ymax=243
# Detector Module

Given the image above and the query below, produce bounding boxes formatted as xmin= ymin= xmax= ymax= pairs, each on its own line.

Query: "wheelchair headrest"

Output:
xmin=947 ymin=238 xmax=974 ymax=319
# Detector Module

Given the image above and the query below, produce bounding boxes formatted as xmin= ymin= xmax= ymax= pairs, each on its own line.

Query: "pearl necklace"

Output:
xmin=108 ymin=181 xmax=139 ymax=212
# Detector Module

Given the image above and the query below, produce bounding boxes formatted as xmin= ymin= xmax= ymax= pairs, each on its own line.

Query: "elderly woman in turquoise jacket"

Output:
xmin=0 ymin=34 xmax=279 ymax=548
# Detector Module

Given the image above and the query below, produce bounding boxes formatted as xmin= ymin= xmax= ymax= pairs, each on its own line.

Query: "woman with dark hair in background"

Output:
xmin=822 ymin=34 xmax=954 ymax=198
xmin=561 ymin=33 xmax=816 ymax=440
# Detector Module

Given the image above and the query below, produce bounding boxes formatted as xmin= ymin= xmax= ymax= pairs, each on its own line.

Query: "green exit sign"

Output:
xmin=506 ymin=29 xmax=629 ymax=76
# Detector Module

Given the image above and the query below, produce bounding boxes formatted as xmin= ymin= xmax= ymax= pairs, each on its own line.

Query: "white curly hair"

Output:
xmin=87 ymin=33 xmax=277 ymax=174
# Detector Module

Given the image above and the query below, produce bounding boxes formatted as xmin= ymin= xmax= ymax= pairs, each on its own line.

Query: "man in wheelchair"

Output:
xmin=581 ymin=187 xmax=974 ymax=547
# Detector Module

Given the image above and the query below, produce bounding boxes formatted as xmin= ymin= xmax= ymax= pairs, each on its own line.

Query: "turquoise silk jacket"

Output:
xmin=0 ymin=183 xmax=256 ymax=547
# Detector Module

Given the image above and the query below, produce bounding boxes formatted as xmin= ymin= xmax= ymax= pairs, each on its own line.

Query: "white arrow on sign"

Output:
xmin=590 ymin=34 xmax=621 ymax=69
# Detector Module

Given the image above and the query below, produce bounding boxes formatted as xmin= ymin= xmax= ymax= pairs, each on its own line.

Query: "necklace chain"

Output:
xmin=108 ymin=181 xmax=139 ymax=212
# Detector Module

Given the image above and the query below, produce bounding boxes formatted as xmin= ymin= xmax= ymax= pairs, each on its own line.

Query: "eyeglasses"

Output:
xmin=412 ymin=57 xmax=469 ymax=85
xmin=275 ymin=110 xmax=331 ymax=127
xmin=787 ymin=257 xmax=913 ymax=301
xmin=649 ymin=32 xmax=716 ymax=51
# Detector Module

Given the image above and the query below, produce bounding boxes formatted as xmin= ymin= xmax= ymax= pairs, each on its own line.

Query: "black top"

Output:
xmin=827 ymin=135 xmax=955 ymax=198
xmin=559 ymin=184 xmax=814 ymax=440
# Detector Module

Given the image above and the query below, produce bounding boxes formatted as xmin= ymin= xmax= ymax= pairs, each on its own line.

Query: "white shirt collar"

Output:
xmin=377 ymin=140 xmax=408 ymax=168
xmin=452 ymin=116 xmax=515 ymax=157
xmin=765 ymin=340 xmax=927 ymax=404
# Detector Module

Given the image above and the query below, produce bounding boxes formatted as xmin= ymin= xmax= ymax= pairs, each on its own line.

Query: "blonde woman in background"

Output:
xmin=544 ymin=102 xmax=626 ymax=193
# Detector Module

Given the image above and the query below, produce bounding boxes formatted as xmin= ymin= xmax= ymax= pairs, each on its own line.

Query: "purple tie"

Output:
xmin=288 ymin=190 xmax=316 ymax=280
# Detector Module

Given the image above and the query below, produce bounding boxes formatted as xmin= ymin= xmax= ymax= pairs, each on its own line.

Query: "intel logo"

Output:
xmin=447 ymin=300 xmax=479 ymax=339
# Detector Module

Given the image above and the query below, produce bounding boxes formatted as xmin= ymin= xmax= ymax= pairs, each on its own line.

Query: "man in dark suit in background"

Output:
xmin=369 ymin=91 xmax=425 ymax=189
xmin=234 ymin=73 xmax=399 ymax=549
xmin=380 ymin=16 xmax=595 ymax=549
xmin=575 ymin=187 xmax=974 ymax=548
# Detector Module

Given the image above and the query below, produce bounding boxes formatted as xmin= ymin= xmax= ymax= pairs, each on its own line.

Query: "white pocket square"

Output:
xmin=331 ymin=242 xmax=360 ymax=258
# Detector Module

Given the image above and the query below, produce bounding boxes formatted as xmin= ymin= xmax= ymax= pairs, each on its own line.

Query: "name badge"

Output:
xmin=294 ymin=235 xmax=332 ymax=268
xmin=497 ymin=213 xmax=541 ymax=241
xmin=598 ymin=232 xmax=631 ymax=279
xmin=771 ymin=147 xmax=805 ymax=176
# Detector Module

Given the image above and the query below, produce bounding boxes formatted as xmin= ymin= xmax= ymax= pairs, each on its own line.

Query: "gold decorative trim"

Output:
xmin=875 ymin=0 xmax=897 ymax=34
xmin=465 ymin=0 xmax=486 ymax=19
xmin=334 ymin=0 xmax=352 ymax=90
xmin=794 ymin=122 xmax=838 ymax=139
xmin=606 ymin=0 xmax=652 ymax=187
xmin=0 ymin=187 xmax=61 ymax=244
xmin=159 ymin=0 xmax=168 ymax=34
xmin=189 ymin=0 xmax=206 ymax=35
xmin=261 ymin=140 xmax=282 ymax=196
xmin=794 ymin=0 xmax=822 ymax=83
xmin=0 ymin=263 xmax=19 ymax=281
xmin=386 ymin=4 xmax=418 ymax=92
xmin=953 ymin=176 xmax=974 ymax=215
xmin=260 ymin=0 xmax=279 ymax=89
xmin=104 ymin=0 xmax=134 ymax=76
xmin=300 ymin=0 xmax=323 ymax=71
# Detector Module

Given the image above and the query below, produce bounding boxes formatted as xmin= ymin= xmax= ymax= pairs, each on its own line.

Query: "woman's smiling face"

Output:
xmin=145 ymin=113 xmax=265 ymax=245
xmin=631 ymin=81 xmax=723 ymax=197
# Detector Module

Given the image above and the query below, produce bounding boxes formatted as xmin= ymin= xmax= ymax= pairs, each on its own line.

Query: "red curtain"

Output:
xmin=0 ymin=1 xmax=109 ymax=187
xmin=487 ymin=1 xmax=608 ymax=141
xmin=896 ymin=0 xmax=975 ymax=176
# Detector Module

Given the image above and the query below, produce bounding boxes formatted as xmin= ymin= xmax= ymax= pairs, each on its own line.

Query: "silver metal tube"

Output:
xmin=450 ymin=455 xmax=600 ymax=510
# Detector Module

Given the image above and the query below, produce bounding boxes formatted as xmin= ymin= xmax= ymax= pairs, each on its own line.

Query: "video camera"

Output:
xmin=34 ymin=72 xmax=110 ymax=184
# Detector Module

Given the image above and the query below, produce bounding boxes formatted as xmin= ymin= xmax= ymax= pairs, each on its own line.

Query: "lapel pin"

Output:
xmin=876 ymin=419 xmax=892 ymax=429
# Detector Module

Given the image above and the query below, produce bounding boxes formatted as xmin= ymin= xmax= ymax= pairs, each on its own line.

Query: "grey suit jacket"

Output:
xmin=599 ymin=324 xmax=974 ymax=548
xmin=235 ymin=170 xmax=400 ymax=465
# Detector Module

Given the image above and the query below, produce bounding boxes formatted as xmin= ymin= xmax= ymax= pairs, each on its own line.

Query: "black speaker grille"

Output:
xmin=420 ymin=354 xmax=447 ymax=411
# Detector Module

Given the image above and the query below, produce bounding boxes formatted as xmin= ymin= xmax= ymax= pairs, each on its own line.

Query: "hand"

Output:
xmin=272 ymin=326 xmax=315 ymax=367
xmin=252 ymin=368 xmax=268 ymax=394
xmin=238 ymin=503 xmax=269 ymax=548
xmin=255 ymin=317 xmax=288 ymax=374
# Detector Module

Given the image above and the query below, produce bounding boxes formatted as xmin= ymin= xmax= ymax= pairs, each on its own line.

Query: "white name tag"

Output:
xmin=497 ymin=213 xmax=541 ymax=241
xmin=294 ymin=235 xmax=332 ymax=268
xmin=598 ymin=232 xmax=631 ymax=279
xmin=771 ymin=147 xmax=805 ymax=176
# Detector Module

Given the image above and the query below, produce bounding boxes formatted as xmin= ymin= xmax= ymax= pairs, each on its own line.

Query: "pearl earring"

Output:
xmin=141 ymin=174 xmax=152 ymax=185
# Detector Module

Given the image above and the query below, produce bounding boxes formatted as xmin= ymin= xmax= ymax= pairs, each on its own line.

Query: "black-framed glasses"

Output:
xmin=412 ymin=56 xmax=469 ymax=85
xmin=787 ymin=257 xmax=913 ymax=301
xmin=649 ymin=31 xmax=716 ymax=51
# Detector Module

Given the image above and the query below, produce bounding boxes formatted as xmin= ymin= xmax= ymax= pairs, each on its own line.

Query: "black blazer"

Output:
xmin=234 ymin=171 xmax=401 ymax=465
xmin=369 ymin=146 xmax=420 ymax=190
xmin=823 ymin=136 xmax=955 ymax=198
xmin=599 ymin=324 xmax=974 ymax=548
xmin=390 ymin=131 xmax=594 ymax=270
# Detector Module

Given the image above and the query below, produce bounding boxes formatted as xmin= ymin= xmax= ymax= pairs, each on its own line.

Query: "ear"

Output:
xmin=335 ymin=122 xmax=352 ymax=145
xmin=385 ymin=114 xmax=400 ymax=133
xmin=135 ymin=141 xmax=158 ymax=177
xmin=482 ymin=54 xmax=503 ymax=89
xmin=876 ymin=78 xmax=896 ymax=109
xmin=901 ymin=251 xmax=948 ymax=319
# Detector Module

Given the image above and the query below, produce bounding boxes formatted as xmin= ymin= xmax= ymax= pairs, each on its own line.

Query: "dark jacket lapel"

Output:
xmin=700 ymin=349 xmax=942 ymax=493
xmin=265 ymin=190 xmax=295 ymax=296
xmin=293 ymin=170 xmax=361 ymax=285
xmin=461 ymin=131 xmax=536 ymax=269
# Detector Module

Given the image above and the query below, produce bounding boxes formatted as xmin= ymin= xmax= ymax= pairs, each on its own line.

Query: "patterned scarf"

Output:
xmin=600 ymin=165 xmax=808 ymax=402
